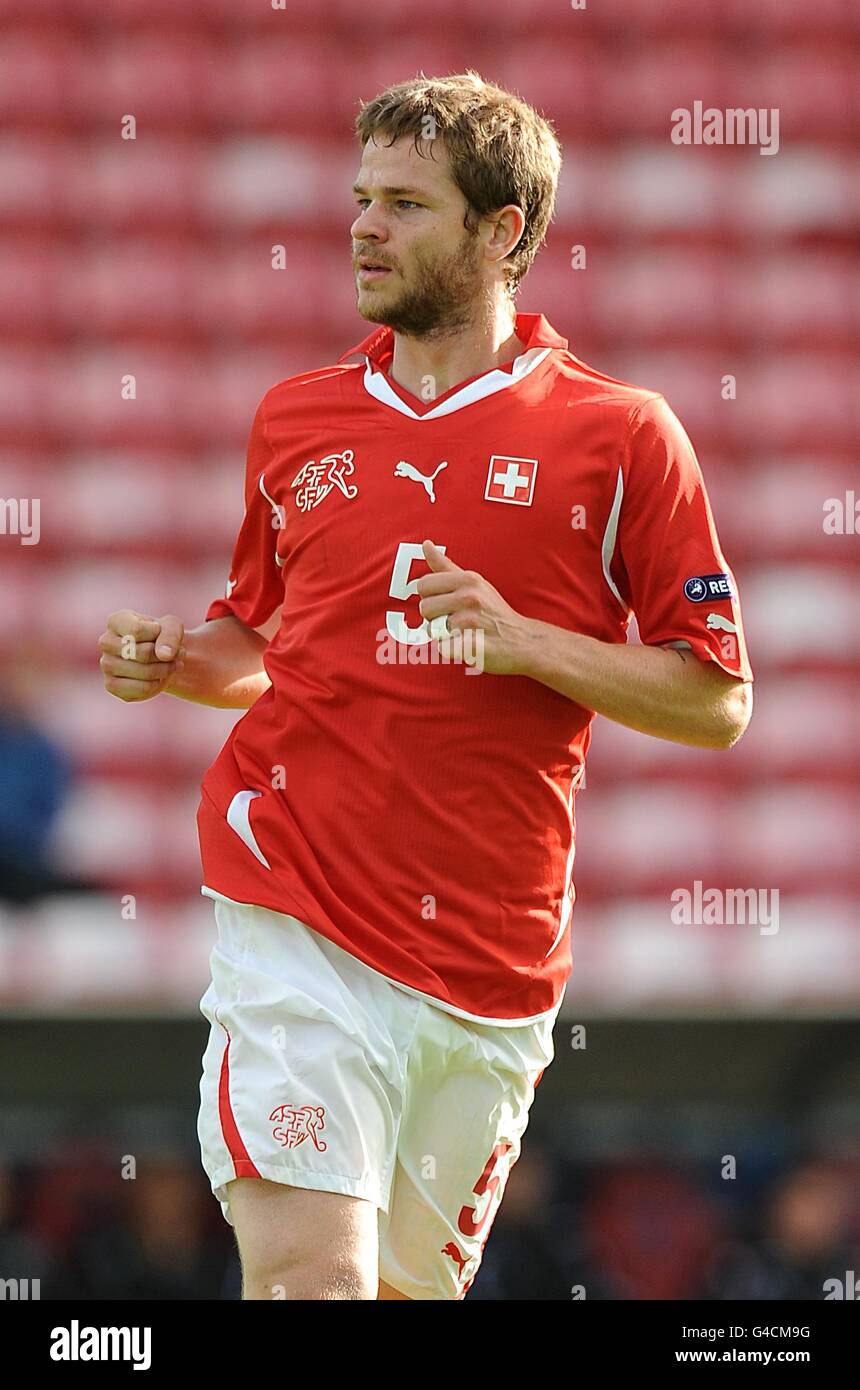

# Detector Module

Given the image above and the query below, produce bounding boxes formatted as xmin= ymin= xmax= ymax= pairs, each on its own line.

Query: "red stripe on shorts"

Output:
xmin=218 ymin=1023 xmax=262 ymax=1179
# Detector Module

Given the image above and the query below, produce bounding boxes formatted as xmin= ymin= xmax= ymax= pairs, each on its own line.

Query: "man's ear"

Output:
xmin=485 ymin=204 xmax=526 ymax=265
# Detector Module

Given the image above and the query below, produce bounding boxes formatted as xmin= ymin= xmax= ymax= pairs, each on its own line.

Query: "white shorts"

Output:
xmin=196 ymin=897 xmax=559 ymax=1300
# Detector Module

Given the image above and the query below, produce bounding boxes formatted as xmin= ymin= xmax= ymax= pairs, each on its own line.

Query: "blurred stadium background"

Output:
xmin=0 ymin=0 xmax=858 ymax=1299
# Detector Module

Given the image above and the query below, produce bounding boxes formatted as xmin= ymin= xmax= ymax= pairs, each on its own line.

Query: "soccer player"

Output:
xmin=98 ymin=72 xmax=753 ymax=1301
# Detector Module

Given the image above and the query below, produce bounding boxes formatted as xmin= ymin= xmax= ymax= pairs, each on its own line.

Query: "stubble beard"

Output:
xmin=355 ymin=229 xmax=487 ymax=340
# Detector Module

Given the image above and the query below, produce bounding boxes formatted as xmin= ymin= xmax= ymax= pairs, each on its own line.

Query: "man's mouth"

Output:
xmin=357 ymin=258 xmax=394 ymax=281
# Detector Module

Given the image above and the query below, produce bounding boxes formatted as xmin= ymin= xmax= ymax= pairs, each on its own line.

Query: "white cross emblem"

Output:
xmin=484 ymin=455 xmax=538 ymax=506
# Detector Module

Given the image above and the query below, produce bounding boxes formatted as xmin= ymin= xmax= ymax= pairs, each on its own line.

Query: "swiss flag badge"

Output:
xmin=484 ymin=455 xmax=538 ymax=506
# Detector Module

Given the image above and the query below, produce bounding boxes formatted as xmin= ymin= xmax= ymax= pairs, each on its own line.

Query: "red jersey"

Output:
xmin=196 ymin=312 xmax=753 ymax=1025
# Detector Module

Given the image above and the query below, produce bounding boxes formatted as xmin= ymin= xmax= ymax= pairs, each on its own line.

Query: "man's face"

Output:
xmin=350 ymin=135 xmax=486 ymax=337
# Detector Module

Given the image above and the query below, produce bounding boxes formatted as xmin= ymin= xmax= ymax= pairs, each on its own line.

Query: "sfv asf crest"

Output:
xmin=292 ymin=450 xmax=359 ymax=512
xmin=269 ymin=1103 xmax=328 ymax=1152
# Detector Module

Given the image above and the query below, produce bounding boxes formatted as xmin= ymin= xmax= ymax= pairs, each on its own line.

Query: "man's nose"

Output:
xmin=351 ymin=201 xmax=388 ymax=241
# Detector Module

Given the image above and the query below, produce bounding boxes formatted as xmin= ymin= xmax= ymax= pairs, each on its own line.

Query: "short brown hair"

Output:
xmin=355 ymin=71 xmax=562 ymax=296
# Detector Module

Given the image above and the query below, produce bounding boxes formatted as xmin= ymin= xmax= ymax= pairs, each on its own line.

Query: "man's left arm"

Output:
xmin=416 ymin=539 xmax=752 ymax=751
xmin=515 ymin=616 xmax=752 ymax=750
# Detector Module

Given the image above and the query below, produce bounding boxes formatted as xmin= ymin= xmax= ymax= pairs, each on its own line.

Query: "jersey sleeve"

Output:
xmin=613 ymin=394 xmax=753 ymax=682
xmin=205 ymin=395 xmax=285 ymax=630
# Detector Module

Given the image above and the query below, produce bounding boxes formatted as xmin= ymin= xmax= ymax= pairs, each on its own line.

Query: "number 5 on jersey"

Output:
xmin=385 ymin=541 xmax=447 ymax=645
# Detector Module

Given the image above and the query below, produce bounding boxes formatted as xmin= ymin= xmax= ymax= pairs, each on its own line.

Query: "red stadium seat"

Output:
xmin=64 ymin=139 xmax=205 ymax=229
xmin=0 ymin=28 xmax=78 ymax=129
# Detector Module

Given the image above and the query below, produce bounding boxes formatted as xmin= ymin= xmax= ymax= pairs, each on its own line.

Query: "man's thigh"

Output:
xmin=378 ymin=1002 xmax=556 ymax=1301
xmin=226 ymin=1177 xmax=380 ymax=1300
xmin=227 ymin=1177 xmax=416 ymax=1300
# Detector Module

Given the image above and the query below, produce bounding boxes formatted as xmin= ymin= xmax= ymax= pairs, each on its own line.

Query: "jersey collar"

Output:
xmin=337 ymin=312 xmax=569 ymax=421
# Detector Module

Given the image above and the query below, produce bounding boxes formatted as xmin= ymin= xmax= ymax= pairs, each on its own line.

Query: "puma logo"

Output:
xmin=394 ymin=459 xmax=447 ymax=503
xmin=706 ymin=612 xmax=738 ymax=634
xmin=441 ymin=1241 xmax=468 ymax=1277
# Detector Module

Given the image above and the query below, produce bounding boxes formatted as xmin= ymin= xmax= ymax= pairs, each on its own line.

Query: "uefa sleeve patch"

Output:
xmin=683 ymin=573 xmax=734 ymax=602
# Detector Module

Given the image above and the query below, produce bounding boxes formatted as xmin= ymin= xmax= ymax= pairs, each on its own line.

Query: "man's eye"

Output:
xmin=354 ymin=198 xmax=420 ymax=210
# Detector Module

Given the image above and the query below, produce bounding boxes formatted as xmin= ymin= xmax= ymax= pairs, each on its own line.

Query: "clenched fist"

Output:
xmin=98 ymin=610 xmax=185 ymax=702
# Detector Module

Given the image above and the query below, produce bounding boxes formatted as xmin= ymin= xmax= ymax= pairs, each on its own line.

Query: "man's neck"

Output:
xmin=387 ymin=304 xmax=521 ymax=402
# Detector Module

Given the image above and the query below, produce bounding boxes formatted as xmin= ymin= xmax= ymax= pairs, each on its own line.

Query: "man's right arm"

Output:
xmin=166 ymin=613 xmax=275 ymax=708
xmin=98 ymin=610 xmax=275 ymax=710
xmin=100 ymin=394 xmax=287 ymax=710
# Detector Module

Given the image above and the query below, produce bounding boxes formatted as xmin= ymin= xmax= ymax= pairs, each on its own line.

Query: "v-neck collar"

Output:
xmin=337 ymin=312 xmax=568 ymax=421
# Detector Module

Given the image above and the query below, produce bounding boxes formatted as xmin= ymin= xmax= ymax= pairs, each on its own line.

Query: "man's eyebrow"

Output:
xmin=351 ymin=184 xmax=428 ymax=198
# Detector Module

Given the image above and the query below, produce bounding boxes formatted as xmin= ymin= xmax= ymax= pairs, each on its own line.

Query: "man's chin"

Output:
xmin=355 ymin=288 xmax=400 ymax=326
